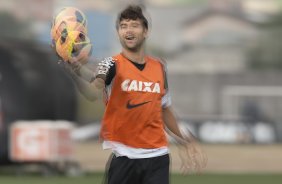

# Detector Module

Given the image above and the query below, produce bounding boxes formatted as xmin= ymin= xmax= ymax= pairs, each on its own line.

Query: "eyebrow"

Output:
xmin=131 ymin=22 xmax=140 ymax=25
xmin=119 ymin=23 xmax=127 ymax=27
xmin=120 ymin=21 xmax=140 ymax=25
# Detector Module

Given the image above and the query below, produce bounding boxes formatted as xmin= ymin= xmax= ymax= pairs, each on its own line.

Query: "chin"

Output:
xmin=127 ymin=46 xmax=140 ymax=52
xmin=121 ymin=41 xmax=142 ymax=52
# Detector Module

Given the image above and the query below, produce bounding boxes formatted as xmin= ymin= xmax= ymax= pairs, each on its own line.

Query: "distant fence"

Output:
xmin=168 ymin=72 xmax=282 ymax=142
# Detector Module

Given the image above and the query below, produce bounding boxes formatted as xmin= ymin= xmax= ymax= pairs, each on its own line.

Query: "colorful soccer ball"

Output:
xmin=51 ymin=21 xmax=87 ymax=45
xmin=51 ymin=7 xmax=88 ymax=46
xmin=55 ymin=30 xmax=92 ymax=64
xmin=52 ymin=7 xmax=87 ymax=29
xmin=51 ymin=7 xmax=92 ymax=64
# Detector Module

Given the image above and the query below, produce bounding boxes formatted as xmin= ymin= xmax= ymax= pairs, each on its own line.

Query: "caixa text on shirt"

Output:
xmin=121 ymin=79 xmax=160 ymax=93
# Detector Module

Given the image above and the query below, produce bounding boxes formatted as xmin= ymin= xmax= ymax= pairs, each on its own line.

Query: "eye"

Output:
xmin=120 ymin=24 xmax=127 ymax=29
xmin=132 ymin=24 xmax=139 ymax=28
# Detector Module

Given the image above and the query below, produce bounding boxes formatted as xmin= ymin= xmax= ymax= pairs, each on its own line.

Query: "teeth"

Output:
xmin=126 ymin=35 xmax=134 ymax=40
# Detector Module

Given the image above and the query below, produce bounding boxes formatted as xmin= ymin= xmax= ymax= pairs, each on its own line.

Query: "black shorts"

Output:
xmin=103 ymin=154 xmax=170 ymax=184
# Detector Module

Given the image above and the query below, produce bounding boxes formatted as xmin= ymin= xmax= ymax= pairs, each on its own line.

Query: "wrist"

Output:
xmin=70 ymin=62 xmax=82 ymax=76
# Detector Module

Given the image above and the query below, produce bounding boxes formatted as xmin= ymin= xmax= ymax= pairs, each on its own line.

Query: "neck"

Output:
xmin=121 ymin=47 xmax=146 ymax=64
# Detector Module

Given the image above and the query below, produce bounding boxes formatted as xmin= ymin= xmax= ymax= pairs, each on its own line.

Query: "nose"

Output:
xmin=125 ymin=26 xmax=134 ymax=33
xmin=125 ymin=30 xmax=134 ymax=37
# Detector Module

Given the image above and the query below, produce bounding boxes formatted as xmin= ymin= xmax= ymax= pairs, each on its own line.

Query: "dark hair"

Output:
xmin=116 ymin=5 xmax=148 ymax=30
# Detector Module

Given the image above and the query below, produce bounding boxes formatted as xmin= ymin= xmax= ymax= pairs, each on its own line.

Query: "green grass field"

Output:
xmin=1 ymin=173 xmax=282 ymax=184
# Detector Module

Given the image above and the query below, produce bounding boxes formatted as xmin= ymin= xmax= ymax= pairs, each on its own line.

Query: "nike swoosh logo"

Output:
xmin=126 ymin=100 xmax=151 ymax=109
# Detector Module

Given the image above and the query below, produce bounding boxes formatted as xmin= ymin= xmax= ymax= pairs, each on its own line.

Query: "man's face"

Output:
xmin=117 ymin=19 xmax=148 ymax=52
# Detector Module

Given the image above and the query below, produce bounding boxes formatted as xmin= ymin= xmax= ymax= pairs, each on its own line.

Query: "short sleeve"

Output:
xmin=160 ymin=59 xmax=171 ymax=108
xmin=95 ymin=57 xmax=116 ymax=85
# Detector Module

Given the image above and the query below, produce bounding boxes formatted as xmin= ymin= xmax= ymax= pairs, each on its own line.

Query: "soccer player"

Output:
xmin=63 ymin=4 xmax=207 ymax=184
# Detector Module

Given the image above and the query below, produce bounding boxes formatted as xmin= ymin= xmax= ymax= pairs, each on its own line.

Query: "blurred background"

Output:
xmin=1 ymin=0 xmax=282 ymax=182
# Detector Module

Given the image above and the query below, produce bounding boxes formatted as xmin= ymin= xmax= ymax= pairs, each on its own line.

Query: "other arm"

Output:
xmin=162 ymin=106 xmax=208 ymax=174
xmin=160 ymin=59 xmax=207 ymax=173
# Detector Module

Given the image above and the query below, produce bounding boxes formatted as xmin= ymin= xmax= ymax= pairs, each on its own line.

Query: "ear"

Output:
xmin=144 ymin=28 xmax=149 ymax=38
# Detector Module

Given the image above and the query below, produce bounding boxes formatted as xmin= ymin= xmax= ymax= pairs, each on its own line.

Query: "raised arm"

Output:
xmin=60 ymin=57 xmax=112 ymax=101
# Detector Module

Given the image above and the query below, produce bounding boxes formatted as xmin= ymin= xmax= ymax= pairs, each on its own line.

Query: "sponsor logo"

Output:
xmin=121 ymin=79 xmax=160 ymax=93
xmin=126 ymin=100 xmax=151 ymax=109
xmin=97 ymin=57 xmax=115 ymax=75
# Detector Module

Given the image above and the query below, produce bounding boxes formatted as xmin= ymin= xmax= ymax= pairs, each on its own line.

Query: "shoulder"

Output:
xmin=95 ymin=56 xmax=117 ymax=81
xmin=97 ymin=55 xmax=118 ymax=70
xmin=111 ymin=53 xmax=124 ymax=63
xmin=146 ymin=55 xmax=167 ymax=70
xmin=100 ymin=56 xmax=116 ymax=64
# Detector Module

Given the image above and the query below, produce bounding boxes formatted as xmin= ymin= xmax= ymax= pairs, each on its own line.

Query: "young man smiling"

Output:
xmin=64 ymin=4 xmax=207 ymax=184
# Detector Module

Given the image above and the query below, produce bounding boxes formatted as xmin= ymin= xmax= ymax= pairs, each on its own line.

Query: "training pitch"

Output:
xmin=0 ymin=173 xmax=282 ymax=184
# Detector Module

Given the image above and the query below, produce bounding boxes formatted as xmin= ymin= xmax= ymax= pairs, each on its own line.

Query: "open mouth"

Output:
xmin=125 ymin=35 xmax=135 ymax=41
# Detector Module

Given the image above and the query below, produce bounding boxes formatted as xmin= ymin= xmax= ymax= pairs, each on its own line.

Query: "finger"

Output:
xmin=181 ymin=161 xmax=191 ymax=175
xmin=184 ymin=146 xmax=193 ymax=168
xmin=197 ymin=146 xmax=208 ymax=168
xmin=179 ymin=147 xmax=192 ymax=174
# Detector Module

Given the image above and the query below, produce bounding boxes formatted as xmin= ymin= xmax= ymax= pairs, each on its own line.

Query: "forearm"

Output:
xmin=67 ymin=61 xmax=96 ymax=83
xmin=163 ymin=107 xmax=183 ymax=139
xmin=163 ymin=107 xmax=207 ymax=173
xmin=60 ymin=57 xmax=114 ymax=101
xmin=163 ymin=107 xmax=194 ymax=143
xmin=62 ymin=62 xmax=104 ymax=101
xmin=71 ymin=73 xmax=104 ymax=101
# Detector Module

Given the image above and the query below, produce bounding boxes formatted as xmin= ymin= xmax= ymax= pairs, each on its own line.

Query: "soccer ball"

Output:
xmin=55 ymin=30 xmax=92 ymax=64
xmin=51 ymin=7 xmax=88 ymax=46
xmin=52 ymin=7 xmax=87 ymax=29
xmin=51 ymin=7 xmax=92 ymax=64
xmin=51 ymin=21 xmax=87 ymax=45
